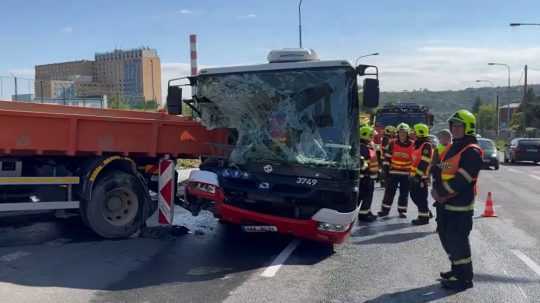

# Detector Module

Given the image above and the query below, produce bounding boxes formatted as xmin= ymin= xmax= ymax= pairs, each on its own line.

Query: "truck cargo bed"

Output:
xmin=0 ymin=101 xmax=226 ymax=158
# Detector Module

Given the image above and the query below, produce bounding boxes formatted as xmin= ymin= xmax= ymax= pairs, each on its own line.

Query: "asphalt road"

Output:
xmin=0 ymin=164 xmax=539 ymax=303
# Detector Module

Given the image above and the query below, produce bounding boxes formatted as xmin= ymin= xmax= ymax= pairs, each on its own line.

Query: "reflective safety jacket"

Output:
xmin=367 ymin=145 xmax=379 ymax=178
xmin=388 ymin=139 xmax=414 ymax=175
xmin=411 ymin=140 xmax=433 ymax=178
xmin=437 ymin=138 xmax=483 ymax=212
xmin=360 ymin=142 xmax=379 ymax=179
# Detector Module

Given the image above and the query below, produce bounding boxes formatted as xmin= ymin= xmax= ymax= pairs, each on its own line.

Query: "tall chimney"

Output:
xmin=190 ymin=34 xmax=198 ymax=76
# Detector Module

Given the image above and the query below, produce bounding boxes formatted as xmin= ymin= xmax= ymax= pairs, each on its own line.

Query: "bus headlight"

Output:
xmin=317 ymin=222 xmax=349 ymax=232
xmin=194 ymin=182 xmax=216 ymax=194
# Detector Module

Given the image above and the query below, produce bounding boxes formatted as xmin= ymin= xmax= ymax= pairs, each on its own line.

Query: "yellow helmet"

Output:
xmin=414 ymin=123 xmax=429 ymax=138
xmin=448 ymin=109 xmax=476 ymax=135
xmin=359 ymin=125 xmax=374 ymax=141
xmin=384 ymin=125 xmax=396 ymax=136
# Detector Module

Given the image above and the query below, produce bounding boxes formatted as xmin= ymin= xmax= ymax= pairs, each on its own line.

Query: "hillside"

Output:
xmin=380 ymin=84 xmax=540 ymax=130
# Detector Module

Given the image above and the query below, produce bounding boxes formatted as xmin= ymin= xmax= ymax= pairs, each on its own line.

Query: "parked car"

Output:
xmin=477 ymin=138 xmax=499 ymax=170
xmin=504 ymin=138 xmax=540 ymax=164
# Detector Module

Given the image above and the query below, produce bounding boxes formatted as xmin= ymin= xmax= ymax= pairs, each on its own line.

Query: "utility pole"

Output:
xmin=523 ymin=64 xmax=528 ymax=130
xmin=496 ymin=94 xmax=500 ymax=137
xmin=523 ymin=64 xmax=528 ymax=103
xmin=298 ymin=0 xmax=303 ymax=48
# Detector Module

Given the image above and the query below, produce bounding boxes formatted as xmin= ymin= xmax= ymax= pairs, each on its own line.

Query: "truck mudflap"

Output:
xmin=182 ymin=170 xmax=358 ymax=244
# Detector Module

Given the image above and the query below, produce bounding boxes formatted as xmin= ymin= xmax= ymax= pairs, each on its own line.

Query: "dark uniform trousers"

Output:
xmin=358 ymin=177 xmax=375 ymax=212
xmin=410 ymin=179 xmax=429 ymax=215
xmin=381 ymin=173 xmax=409 ymax=213
xmin=437 ymin=208 xmax=474 ymax=281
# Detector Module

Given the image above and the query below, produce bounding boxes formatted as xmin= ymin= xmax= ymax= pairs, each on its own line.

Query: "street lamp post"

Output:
xmin=475 ymin=79 xmax=500 ymax=136
xmin=510 ymin=22 xmax=540 ymax=131
xmin=354 ymin=53 xmax=379 ymax=66
xmin=488 ymin=62 xmax=511 ymax=132
xmin=488 ymin=63 xmax=510 ymax=88
xmin=298 ymin=0 xmax=303 ymax=48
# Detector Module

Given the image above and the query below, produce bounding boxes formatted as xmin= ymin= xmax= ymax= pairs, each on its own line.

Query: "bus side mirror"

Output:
xmin=363 ymin=78 xmax=380 ymax=108
xmin=166 ymin=86 xmax=183 ymax=115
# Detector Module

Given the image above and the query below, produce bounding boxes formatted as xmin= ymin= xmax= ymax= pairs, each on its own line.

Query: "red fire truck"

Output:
xmin=373 ymin=103 xmax=434 ymax=144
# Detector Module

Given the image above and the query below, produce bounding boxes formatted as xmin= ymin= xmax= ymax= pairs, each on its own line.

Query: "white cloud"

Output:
xmin=238 ymin=13 xmax=256 ymax=19
xmin=178 ymin=9 xmax=193 ymax=15
xmin=61 ymin=26 xmax=73 ymax=34
xmin=374 ymin=46 xmax=540 ymax=91
xmin=159 ymin=45 xmax=540 ymax=103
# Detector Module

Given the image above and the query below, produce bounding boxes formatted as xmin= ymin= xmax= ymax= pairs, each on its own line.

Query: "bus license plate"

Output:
xmin=527 ymin=149 xmax=538 ymax=152
xmin=242 ymin=225 xmax=278 ymax=233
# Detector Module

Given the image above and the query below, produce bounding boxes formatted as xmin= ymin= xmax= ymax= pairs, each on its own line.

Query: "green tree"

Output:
xmin=477 ymin=104 xmax=496 ymax=133
xmin=109 ymin=95 xmax=129 ymax=109
xmin=512 ymin=88 xmax=540 ymax=131
xmin=510 ymin=111 xmax=524 ymax=133
xmin=132 ymin=100 xmax=159 ymax=111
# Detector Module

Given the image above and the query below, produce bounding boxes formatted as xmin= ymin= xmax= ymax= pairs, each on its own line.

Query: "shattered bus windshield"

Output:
xmin=196 ymin=67 xmax=359 ymax=170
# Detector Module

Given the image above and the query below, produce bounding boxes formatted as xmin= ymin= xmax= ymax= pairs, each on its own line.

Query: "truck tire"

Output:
xmin=83 ymin=171 xmax=146 ymax=238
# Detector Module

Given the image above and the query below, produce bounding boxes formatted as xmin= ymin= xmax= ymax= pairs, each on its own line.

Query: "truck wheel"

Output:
xmin=84 ymin=171 xmax=145 ymax=238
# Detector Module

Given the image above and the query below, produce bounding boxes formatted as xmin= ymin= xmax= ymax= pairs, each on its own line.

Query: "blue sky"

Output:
xmin=2 ymin=0 xmax=540 ymax=98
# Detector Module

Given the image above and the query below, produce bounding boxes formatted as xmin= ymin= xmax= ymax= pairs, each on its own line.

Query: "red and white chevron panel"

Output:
xmin=158 ymin=159 xmax=175 ymax=225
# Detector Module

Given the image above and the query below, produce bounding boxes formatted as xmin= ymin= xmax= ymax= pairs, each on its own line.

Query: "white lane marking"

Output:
xmin=511 ymin=249 xmax=540 ymax=277
xmin=261 ymin=239 xmax=301 ymax=278
xmin=528 ymin=174 xmax=540 ymax=181
xmin=0 ymin=251 xmax=31 ymax=262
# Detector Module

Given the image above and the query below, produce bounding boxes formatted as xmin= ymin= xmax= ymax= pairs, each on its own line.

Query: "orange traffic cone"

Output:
xmin=481 ymin=192 xmax=497 ymax=217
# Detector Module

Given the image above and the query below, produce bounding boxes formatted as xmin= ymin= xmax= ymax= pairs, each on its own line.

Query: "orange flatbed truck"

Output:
xmin=0 ymin=100 xmax=226 ymax=238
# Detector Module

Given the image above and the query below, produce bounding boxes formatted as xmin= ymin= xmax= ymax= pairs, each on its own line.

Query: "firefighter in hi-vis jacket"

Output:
xmin=431 ymin=110 xmax=483 ymax=291
xmin=409 ymin=123 xmax=434 ymax=225
xmin=378 ymin=123 xmax=414 ymax=218
xmin=358 ymin=125 xmax=378 ymax=222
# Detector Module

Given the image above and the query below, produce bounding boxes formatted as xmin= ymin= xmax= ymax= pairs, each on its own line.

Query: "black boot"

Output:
xmin=398 ymin=212 xmax=407 ymax=218
xmin=377 ymin=210 xmax=389 ymax=217
xmin=441 ymin=277 xmax=473 ymax=291
xmin=358 ymin=212 xmax=377 ymax=222
xmin=366 ymin=212 xmax=377 ymax=222
xmin=412 ymin=217 xmax=429 ymax=225
xmin=440 ymin=270 xmax=454 ymax=280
